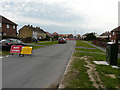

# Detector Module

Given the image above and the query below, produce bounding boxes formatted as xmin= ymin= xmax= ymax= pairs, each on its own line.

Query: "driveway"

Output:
xmin=2 ymin=40 xmax=76 ymax=88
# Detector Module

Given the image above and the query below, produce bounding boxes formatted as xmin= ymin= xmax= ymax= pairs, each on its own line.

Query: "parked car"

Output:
xmin=0 ymin=38 xmax=26 ymax=51
xmin=58 ymin=38 xmax=67 ymax=44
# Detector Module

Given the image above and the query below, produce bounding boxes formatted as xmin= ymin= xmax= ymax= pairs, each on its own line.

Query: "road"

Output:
xmin=2 ymin=40 xmax=76 ymax=88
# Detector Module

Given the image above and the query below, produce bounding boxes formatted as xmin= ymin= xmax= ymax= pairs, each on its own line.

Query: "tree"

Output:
xmin=85 ymin=33 xmax=96 ymax=41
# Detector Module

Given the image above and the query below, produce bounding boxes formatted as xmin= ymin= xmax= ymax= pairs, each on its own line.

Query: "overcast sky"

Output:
xmin=0 ymin=0 xmax=119 ymax=35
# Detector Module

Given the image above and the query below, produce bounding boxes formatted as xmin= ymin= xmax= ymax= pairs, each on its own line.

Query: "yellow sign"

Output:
xmin=21 ymin=46 xmax=32 ymax=55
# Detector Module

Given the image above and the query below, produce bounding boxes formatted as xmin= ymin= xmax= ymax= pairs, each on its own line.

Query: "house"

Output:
xmin=82 ymin=33 xmax=89 ymax=39
xmin=0 ymin=15 xmax=18 ymax=37
xmin=99 ymin=31 xmax=110 ymax=39
xmin=68 ymin=34 xmax=73 ymax=38
xmin=46 ymin=32 xmax=53 ymax=38
xmin=52 ymin=32 xmax=59 ymax=36
xmin=19 ymin=25 xmax=46 ymax=39
xmin=82 ymin=32 xmax=99 ymax=39
xmin=59 ymin=34 xmax=68 ymax=38
xmin=110 ymin=26 xmax=120 ymax=43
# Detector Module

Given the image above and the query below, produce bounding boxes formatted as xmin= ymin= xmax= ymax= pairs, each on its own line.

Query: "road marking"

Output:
xmin=0 ymin=56 xmax=3 ymax=59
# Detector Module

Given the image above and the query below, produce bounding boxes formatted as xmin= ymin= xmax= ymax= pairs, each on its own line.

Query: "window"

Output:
xmin=13 ymin=25 xmax=15 ymax=29
xmin=3 ymin=33 xmax=6 ymax=36
xmin=6 ymin=24 xmax=9 ymax=28
xmin=113 ymin=32 xmax=115 ymax=36
xmin=0 ymin=23 xmax=1 ymax=27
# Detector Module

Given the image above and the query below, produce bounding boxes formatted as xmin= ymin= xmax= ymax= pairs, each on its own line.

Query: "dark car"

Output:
xmin=58 ymin=38 xmax=67 ymax=44
xmin=0 ymin=39 xmax=26 ymax=51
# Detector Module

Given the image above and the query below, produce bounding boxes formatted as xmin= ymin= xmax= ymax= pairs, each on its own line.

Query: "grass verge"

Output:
xmin=32 ymin=41 xmax=58 ymax=46
xmin=63 ymin=40 xmax=119 ymax=88
xmin=64 ymin=57 xmax=95 ymax=88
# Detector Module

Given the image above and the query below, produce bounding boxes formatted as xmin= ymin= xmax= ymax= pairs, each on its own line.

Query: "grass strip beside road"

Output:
xmin=64 ymin=57 xmax=95 ymax=88
xmin=75 ymin=48 xmax=105 ymax=53
xmin=32 ymin=41 xmax=58 ymax=46
xmin=76 ymin=40 xmax=95 ymax=48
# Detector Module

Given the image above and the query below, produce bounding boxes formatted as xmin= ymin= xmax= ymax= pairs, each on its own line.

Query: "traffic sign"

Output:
xmin=21 ymin=46 xmax=33 ymax=55
xmin=10 ymin=45 xmax=22 ymax=54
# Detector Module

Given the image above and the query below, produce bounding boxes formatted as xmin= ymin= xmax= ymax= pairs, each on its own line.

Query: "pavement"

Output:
xmin=2 ymin=40 xmax=76 ymax=88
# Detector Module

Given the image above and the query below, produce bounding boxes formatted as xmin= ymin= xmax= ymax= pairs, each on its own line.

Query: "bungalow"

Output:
xmin=110 ymin=26 xmax=120 ymax=43
xmin=0 ymin=15 xmax=18 ymax=37
xmin=19 ymin=25 xmax=46 ymax=39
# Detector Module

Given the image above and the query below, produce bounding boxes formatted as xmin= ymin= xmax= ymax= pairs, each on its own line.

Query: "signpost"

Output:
xmin=10 ymin=45 xmax=22 ymax=54
xmin=21 ymin=46 xmax=33 ymax=55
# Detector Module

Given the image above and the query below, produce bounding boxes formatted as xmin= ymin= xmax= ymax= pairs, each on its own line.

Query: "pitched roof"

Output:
xmin=100 ymin=32 xmax=110 ymax=36
xmin=0 ymin=15 xmax=17 ymax=25
xmin=111 ymin=26 xmax=120 ymax=32
xmin=83 ymin=33 xmax=89 ymax=36
xmin=23 ymin=25 xmax=46 ymax=33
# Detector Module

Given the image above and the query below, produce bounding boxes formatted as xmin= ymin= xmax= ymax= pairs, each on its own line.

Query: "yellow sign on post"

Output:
xmin=21 ymin=46 xmax=33 ymax=55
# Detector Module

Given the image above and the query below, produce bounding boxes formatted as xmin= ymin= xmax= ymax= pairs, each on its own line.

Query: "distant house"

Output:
xmin=110 ymin=26 xmax=120 ymax=43
xmin=82 ymin=33 xmax=89 ymax=39
xmin=68 ymin=34 xmax=73 ymax=38
xmin=82 ymin=32 xmax=99 ymax=39
xmin=46 ymin=32 xmax=53 ymax=38
xmin=19 ymin=25 xmax=46 ymax=39
xmin=93 ymin=32 xmax=99 ymax=38
xmin=99 ymin=31 xmax=110 ymax=39
xmin=76 ymin=34 xmax=81 ymax=38
xmin=59 ymin=34 xmax=68 ymax=38
xmin=52 ymin=32 xmax=59 ymax=36
xmin=0 ymin=15 xmax=18 ymax=37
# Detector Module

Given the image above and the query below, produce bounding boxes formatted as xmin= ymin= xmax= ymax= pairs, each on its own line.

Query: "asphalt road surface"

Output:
xmin=2 ymin=40 xmax=76 ymax=88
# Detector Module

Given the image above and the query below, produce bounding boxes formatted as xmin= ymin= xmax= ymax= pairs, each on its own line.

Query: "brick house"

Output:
xmin=19 ymin=25 xmax=46 ymax=39
xmin=99 ymin=31 xmax=110 ymax=39
xmin=0 ymin=15 xmax=17 ymax=37
xmin=110 ymin=26 xmax=120 ymax=43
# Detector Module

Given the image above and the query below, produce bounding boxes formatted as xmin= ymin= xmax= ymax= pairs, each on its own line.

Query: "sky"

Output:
xmin=0 ymin=0 xmax=119 ymax=35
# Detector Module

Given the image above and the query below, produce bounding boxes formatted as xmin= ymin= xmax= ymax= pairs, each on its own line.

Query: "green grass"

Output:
xmin=0 ymin=50 xmax=9 ymax=56
xmin=32 ymin=41 xmax=58 ymax=46
xmin=75 ymin=48 xmax=105 ymax=53
xmin=65 ymin=40 xmax=120 ymax=88
xmin=65 ymin=58 xmax=95 ymax=88
xmin=88 ymin=41 xmax=93 ymax=44
xmin=96 ymin=65 xmax=120 ymax=88
xmin=76 ymin=40 xmax=95 ymax=48
xmin=74 ymin=52 xmax=106 ymax=61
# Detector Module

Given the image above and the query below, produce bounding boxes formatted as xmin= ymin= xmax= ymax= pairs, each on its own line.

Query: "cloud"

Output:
xmin=0 ymin=0 xmax=119 ymax=35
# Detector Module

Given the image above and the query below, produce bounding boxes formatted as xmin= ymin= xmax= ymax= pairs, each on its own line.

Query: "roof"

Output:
xmin=83 ymin=33 xmax=89 ymax=36
xmin=0 ymin=15 xmax=17 ymax=25
xmin=24 ymin=25 xmax=46 ymax=33
xmin=111 ymin=26 xmax=120 ymax=32
xmin=100 ymin=32 xmax=110 ymax=36
xmin=53 ymin=32 xmax=58 ymax=35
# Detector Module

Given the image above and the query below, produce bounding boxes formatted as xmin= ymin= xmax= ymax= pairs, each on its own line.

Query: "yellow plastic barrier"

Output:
xmin=21 ymin=46 xmax=33 ymax=55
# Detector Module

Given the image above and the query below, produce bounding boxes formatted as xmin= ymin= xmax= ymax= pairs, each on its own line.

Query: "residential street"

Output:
xmin=2 ymin=40 xmax=76 ymax=88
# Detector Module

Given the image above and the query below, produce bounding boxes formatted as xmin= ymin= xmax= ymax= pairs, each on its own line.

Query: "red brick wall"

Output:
xmin=2 ymin=23 xmax=17 ymax=37
xmin=111 ymin=31 xmax=120 ymax=43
